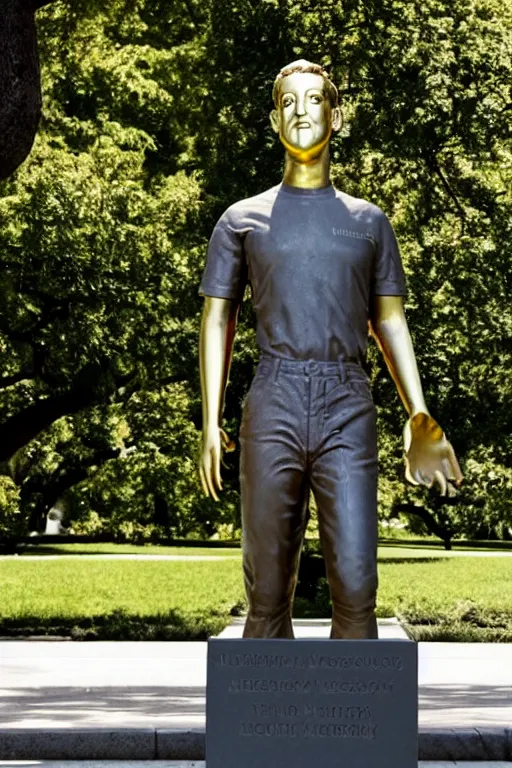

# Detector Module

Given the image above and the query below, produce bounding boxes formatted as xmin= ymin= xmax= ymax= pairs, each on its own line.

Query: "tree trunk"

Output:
xmin=1 ymin=364 xmax=138 ymax=466
xmin=24 ymin=446 xmax=126 ymax=531
xmin=0 ymin=0 xmax=57 ymax=179
xmin=0 ymin=388 xmax=96 ymax=464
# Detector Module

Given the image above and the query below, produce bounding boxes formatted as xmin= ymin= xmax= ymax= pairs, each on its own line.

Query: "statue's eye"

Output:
xmin=282 ymin=95 xmax=294 ymax=107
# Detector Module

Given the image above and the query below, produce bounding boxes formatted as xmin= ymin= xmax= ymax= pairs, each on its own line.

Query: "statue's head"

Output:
xmin=270 ymin=60 xmax=341 ymax=162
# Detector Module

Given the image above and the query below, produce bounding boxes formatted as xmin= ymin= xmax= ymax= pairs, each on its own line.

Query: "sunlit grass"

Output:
xmin=299 ymin=556 xmax=512 ymax=642
xmin=0 ymin=558 xmax=245 ymax=639
xmin=1 ymin=551 xmax=511 ymax=641
xmin=379 ymin=556 xmax=512 ymax=618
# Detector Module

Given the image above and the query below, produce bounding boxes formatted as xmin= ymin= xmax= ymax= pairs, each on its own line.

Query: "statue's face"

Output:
xmin=270 ymin=72 xmax=340 ymax=160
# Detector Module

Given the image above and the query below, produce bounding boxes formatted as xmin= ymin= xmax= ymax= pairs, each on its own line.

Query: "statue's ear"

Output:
xmin=269 ymin=109 xmax=280 ymax=134
xmin=331 ymin=106 xmax=343 ymax=133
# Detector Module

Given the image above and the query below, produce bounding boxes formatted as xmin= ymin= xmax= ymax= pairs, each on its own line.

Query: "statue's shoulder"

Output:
xmin=218 ymin=185 xmax=281 ymax=224
xmin=332 ymin=188 xmax=388 ymax=228
xmin=333 ymin=188 xmax=383 ymax=216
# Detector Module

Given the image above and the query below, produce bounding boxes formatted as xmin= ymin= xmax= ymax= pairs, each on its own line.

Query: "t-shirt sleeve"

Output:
xmin=199 ymin=208 xmax=248 ymax=300
xmin=372 ymin=210 xmax=407 ymax=296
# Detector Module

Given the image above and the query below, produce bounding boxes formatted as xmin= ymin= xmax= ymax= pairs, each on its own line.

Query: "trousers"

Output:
xmin=239 ymin=354 xmax=379 ymax=640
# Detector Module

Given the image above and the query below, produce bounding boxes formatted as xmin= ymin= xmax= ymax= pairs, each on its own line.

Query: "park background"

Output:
xmin=1 ymin=0 xmax=512 ymax=642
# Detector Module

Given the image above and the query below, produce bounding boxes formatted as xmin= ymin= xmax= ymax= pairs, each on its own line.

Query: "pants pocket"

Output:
xmin=348 ymin=376 xmax=373 ymax=402
xmin=240 ymin=373 xmax=270 ymax=434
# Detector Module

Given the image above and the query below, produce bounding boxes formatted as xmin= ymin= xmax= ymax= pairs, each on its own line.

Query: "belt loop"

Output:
xmin=338 ymin=359 xmax=347 ymax=384
xmin=273 ymin=357 xmax=282 ymax=385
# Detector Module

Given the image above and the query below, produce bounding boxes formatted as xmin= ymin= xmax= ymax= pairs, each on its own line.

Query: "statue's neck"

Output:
xmin=282 ymin=144 xmax=331 ymax=190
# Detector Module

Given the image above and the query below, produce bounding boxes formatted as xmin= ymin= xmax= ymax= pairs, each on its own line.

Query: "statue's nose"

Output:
xmin=295 ymin=96 xmax=307 ymax=116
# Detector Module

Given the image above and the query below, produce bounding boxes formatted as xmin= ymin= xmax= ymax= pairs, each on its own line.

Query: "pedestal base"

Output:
xmin=206 ymin=638 xmax=418 ymax=768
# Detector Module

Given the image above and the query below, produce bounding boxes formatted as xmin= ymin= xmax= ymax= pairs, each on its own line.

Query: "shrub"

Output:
xmin=0 ymin=476 xmax=26 ymax=552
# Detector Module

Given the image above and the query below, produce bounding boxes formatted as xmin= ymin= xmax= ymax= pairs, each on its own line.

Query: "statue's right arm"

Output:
xmin=199 ymin=296 xmax=241 ymax=500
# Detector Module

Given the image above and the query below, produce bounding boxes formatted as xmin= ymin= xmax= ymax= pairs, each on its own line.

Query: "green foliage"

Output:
xmin=0 ymin=475 xmax=26 ymax=547
xmin=0 ymin=0 xmax=511 ymax=543
xmin=0 ymin=1 xmax=220 ymax=539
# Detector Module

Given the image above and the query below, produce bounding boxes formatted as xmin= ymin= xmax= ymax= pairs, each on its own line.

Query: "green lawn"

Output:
xmin=1 ymin=549 xmax=511 ymax=641
xmin=378 ymin=556 xmax=512 ymax=642
xmin=293 ymin=555 xmax=512 ymax=642
xmin=0 ymin=558 xmax=245 ymax=640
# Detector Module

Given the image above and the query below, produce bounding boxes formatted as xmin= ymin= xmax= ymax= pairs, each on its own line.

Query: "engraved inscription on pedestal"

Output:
xmin=206 ymin=639 xmax=417 ymax=768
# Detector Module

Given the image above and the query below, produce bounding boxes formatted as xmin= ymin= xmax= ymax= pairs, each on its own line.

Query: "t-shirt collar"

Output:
xmin=279 ymin=181 xmax=335 ymax=198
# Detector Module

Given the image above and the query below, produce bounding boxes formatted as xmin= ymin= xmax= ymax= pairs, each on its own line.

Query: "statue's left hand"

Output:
xmin=403 ymin=412 xmax=463 ymax=495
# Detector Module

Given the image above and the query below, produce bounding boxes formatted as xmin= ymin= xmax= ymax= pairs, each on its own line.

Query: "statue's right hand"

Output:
xmin=199 ymin=427 xmax=223 ymax=501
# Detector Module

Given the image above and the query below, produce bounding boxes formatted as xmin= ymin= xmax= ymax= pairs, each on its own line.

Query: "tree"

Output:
xmin=0 ymin=0 xmax=217 ymax=538
xmin=0 ymin=475 xmax=25 ymax=551
xmin=1 ymin=0 xmax=512 ymax=544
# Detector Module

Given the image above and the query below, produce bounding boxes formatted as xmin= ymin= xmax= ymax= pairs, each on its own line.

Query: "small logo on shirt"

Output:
xmin=332 ymin=227 xmax=375 ymax=244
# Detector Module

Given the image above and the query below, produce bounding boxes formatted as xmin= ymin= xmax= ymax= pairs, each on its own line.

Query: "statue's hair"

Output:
xmin=272 ymin=59 xmax=339 ymax=107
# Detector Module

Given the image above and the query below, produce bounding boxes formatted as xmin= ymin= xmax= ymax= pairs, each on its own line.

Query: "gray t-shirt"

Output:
xmin=199 ymin=182 xmax=407 ymax=363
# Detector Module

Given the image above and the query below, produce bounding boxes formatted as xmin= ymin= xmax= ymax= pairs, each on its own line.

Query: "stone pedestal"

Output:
xmin=206 ymin=638 xmax=417 ymax=768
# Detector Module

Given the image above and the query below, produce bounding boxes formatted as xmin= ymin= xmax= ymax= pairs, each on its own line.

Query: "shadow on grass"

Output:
xmin=401 ymin=601 xmax=512 ymax=642
xmin=293 ymin=598 xmax=330 ymax=620
xmin=16 ymin=547 xmax=125 ymax=557
xmin=11 ymin=544 xmax=243 ymax=557
xmin=0 ymin=608 xmax=232 ymax=641
xmin=379 ymin=542 xmax=449 ymax=553
xmin=379 ymin=538 xmax=512 ymax=552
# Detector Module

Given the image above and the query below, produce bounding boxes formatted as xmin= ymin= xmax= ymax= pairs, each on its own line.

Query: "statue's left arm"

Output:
xmin=369 ymin=294 xmax=463 ymax=494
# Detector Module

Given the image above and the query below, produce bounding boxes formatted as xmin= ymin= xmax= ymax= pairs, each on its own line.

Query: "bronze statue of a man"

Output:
xmin=198 ymin=60 xmax=462 ymax=640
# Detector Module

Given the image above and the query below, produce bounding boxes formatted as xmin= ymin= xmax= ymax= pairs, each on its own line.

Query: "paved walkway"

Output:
xmin=1 ymin=620 xmax=511 ymax=730
xmin=1 ymin=763 xmax=511 ymax=767
xmin=3 ymin=555 xmax=242 ymax=562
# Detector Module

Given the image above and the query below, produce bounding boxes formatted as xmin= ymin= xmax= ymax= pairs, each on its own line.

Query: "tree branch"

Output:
xmin=0 ymin=364 xmax=183 ymax=466
xmin=0 ymin=388 xmax=95 ymax=464
xmin=0 ymin=301 xmax=71 ymax=343
xmin=182 ymin=0 xmax=200 ymax=25
xmin=0 ymin=370 xmax=35 ymax=389
xmin=24 ymin=444 xmax=133 ymax=531
xmin=424 ymin=152 xmax=466 ymax=231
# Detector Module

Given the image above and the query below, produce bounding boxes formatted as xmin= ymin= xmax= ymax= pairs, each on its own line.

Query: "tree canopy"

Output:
xmin=1 ymin=0 xmax=511 ymax=546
